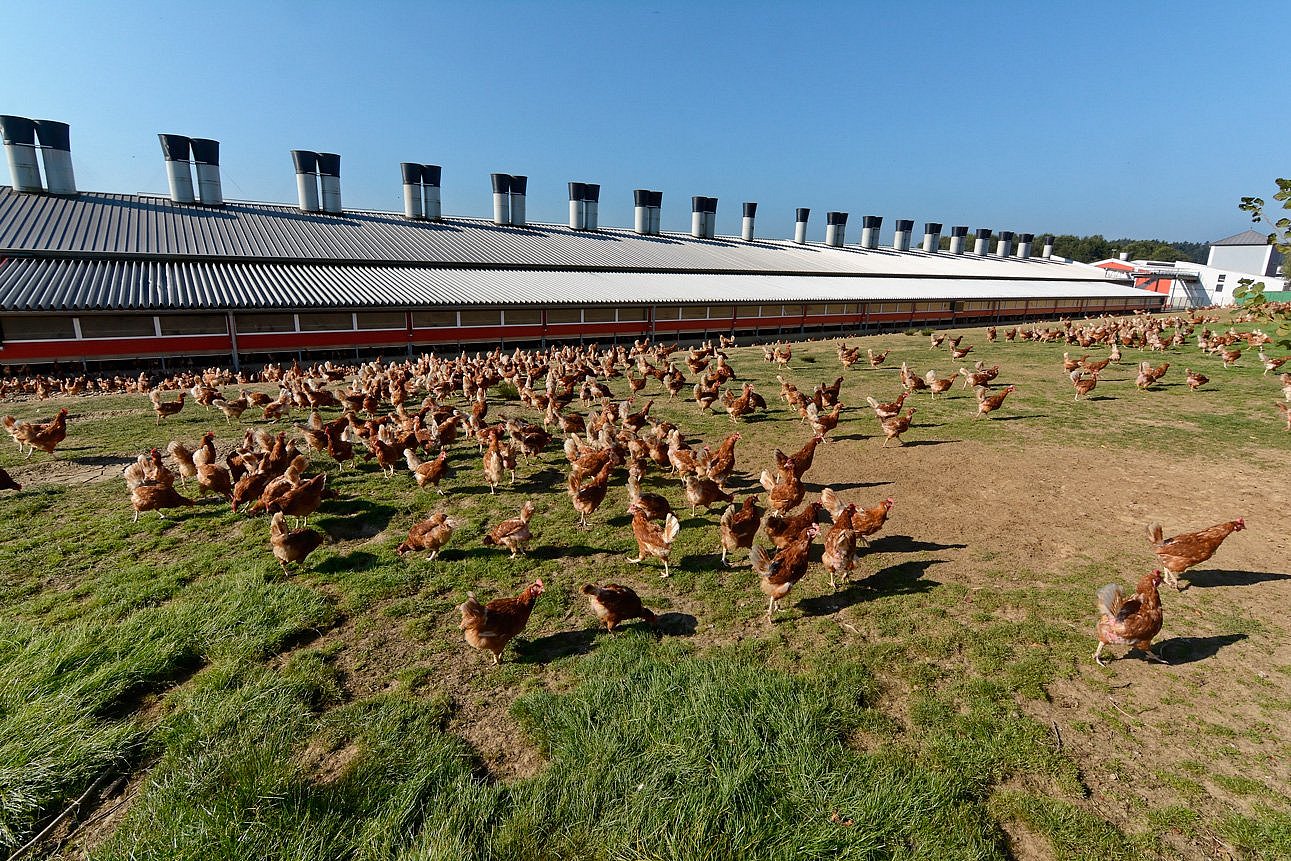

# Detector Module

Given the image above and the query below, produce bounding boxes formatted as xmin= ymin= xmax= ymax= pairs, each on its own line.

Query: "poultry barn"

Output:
xmin=0 ymin=117 xmax=1164 ymax=369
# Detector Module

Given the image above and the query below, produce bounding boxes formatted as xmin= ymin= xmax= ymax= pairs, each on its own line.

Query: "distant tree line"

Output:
xmin=933 ymin=233 xmax=1207 ymax=263
xmin=1048 ymin=235 xmax=1208 ymax=264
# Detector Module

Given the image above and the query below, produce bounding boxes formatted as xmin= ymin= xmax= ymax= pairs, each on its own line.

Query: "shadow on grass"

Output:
xmin=1156 ymin=633 xmax=1247 ymax=664
xmin=866 ymin=534 xmax=967 ymax=554
xmin=314 ymin=550 xmax=382 ymax=574
xmin=529 ymin=544 xmax=608 ymax=560
xmin=658 ymin=612 xmax=698 ymax=636
xmin=798 ymin=557 xmax=945 ymax=615
xmin=989 ymin=414 xmax=1049 ymax=422
xmin=515 ymin=628 xmax=598 ymax=662
xmin=1181 ymin=568 xmax=1291 ymax=588
xmin=899 ymin=439 xmax=958 ymax=447
xmin=317 ymin=499 xmax=397 ymax=538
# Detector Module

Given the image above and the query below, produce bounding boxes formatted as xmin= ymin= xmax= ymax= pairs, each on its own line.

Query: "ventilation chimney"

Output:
xmin=0 ymin=116 xmax=42 ymax=192
xmin=995 ymin=230 xmax=1014 ymax=257
xmin=1118 ymin=251 xmax=1130 ymax=261
xmin=317 ymin=153 xmax=342 ymax=214
xmin=1041 ymin=234 xmax=1054 ymax=258
xmin=34 ymin=120 xmax=75 ymax=195
xmin=793 ymin=208 xmax=810 ymax=244
xmin=691 ymin=196 xmax=706 ymax=238
xmin=190 ymin=138 xmax=223 ymax=206
xmin=825 ymin=212 xmax=848 ymax=247
xmin=704 ymin=197 xmax=718 ymax=238
xmin=1017 ymin=233 xmax=1034 ymax=259
xmin=648 ymin=190 xmax=662 ymax=235
xmin=634 ymin=189 xmax=649 ymax=234
xmin=569 ymin=182 xmax=587 ymax=230
xmin=892 ymin=219 xmax=914 ymax=252
xmin=158 ymin=134 xmax=196 ymax=204
xmin=583 ymin=183 xmax=599 ymax=230
xmin=973 ymin=228 xmax=992 ymax=255
xmin=402 ymin=163 xmax=425 ymax=219
xmin=491 ymin=173 xmax=511 ymax=225
xmin=291 ymin=150 xmax=321 ymax=212
xmin=741 ymin=202 xmax=756 ymax=241
xmin=949 ymin=225 xmax=969 ymax=255
xmin=509 ymin=175 xmax=527 ymax=226
xmin=922 ymin=222 xmax=943 ymax=253
xmin=422 ymin=165 xmax=442 ymax=221
xmin=860 ymin=215 xmax=882 ymax=249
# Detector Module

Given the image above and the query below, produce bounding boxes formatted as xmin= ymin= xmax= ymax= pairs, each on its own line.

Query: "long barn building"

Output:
xmin=0 ymin=119 xmax=1163 ymax=368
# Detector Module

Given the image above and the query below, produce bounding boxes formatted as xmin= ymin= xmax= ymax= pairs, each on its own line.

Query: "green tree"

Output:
xmin=1236 ymin=178 xmax=1291 ymax=347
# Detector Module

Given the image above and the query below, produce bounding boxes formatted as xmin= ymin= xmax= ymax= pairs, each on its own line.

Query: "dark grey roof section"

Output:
xmin=1211 ymin=229 xmax=1270 ymax=246
xmin=0 ymin=186 xmax=1105 ymax=279
xmin=0 ymin=256 xmax=1149 ymax=313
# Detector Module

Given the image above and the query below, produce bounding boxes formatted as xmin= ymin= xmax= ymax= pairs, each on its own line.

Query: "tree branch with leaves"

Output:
xmin=1236 ymin=178 xmax=1291 ymax=347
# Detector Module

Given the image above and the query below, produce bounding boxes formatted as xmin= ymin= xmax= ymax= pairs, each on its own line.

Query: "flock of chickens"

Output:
xmin=0 ymin=309 xmax=1271 ymax=669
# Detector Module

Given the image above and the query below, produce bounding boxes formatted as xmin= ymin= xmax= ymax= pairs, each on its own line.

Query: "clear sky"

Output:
xmin=1 ymin=0 xmax=1285 ymax=244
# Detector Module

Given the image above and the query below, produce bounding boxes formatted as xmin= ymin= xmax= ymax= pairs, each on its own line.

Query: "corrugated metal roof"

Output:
xmin=1211 ymin=229 xmax=1270 ymax=246
xmin=0 ymin=257 xmax=1156 ymax=312
xmin=0 ymin=186 xmax=1107 ymax=281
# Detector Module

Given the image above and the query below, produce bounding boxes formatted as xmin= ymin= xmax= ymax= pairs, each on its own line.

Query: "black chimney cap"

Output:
xmin=1042 ymin=234 xmax=1054 ymax=244
xmin=422 ymin=165 xmax=441 ymax=187
xmin=634 ymin=188 xmax=649 ymax=206
xmin=924 ymin=222 xmax=942 ymax=234
xmin=975 ymin=228 xmax=992 ymax=240
xmin=189 ymin=138 xmax=220 ymax=166
xmin=649 ymin=190 xmax=663 ymax=208
xmin=704 ymin=197 xmax=718 ymax=214
xmin=862 ymin=215 xmax=883 ymax=229
xmin=158 ymin=133 xmax=191 ymax=161
xmin=33 ymin=119 xmax=71 ymax=151
xmin=569 ymin=181 xmax=587 ymax=201
xmin=291 ymin=150 xmax=319 ymax=173
xmin=826 ymin=211 xmax=848 ymax=225
xmin=1019 ymin=233 xmax=1035 ymax=243
xmin=583 ymin=183 xmax=600 ymax=202
xmin=895 ymin=219 xmax=914 ymax=232
xmin=998 ymin=230 xmax=1014 ymax=241
xmin=795 ymin=207 xmax=810 ymax=222
xmin=509 ymin=175 xmax=527 ymax=194
xmin=0 ymin=115 xmax=36 ymax=146
xmin=316 ymin=152 xmax=341 ymax=177
xmin=692 ymin=196 xmax=705 ymax=212
xmin=951 ymin=225 xmax=969 ymax=237
xmin=491 ymin=173 xmax=511 ymax=194
xmin=402 ymin=163 xmax=425 ymax=185
xmin=743 ymin=201 xmax=757 ymax=218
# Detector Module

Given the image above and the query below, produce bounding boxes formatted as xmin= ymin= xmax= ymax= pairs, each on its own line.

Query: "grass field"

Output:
xmin=1 ymin=316 xmax=1289 ymax=860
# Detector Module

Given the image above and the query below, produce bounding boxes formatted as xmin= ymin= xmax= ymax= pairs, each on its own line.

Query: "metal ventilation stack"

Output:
xmin=34 ymin=120 xmax=75 ymax=195
xmin=159 ymin=134 xmax=196 ymax=204
xmin=1017 ymin=233 xmax=1034 ymax=259
xmin=1041 ymin=235 xmax=1055 ymax=258
xmin=825 ymin=212 xmax=847 ymax=247
xmin=291 ymin=150 xmax=321 ymax=212
xmin=949 ymin=225 xmax=969 ymax=255
xmin=892 ymin=219 xmax=914 ymax=252
xmin=317 ymin=153 xmax=342 ymax=214
xmin=422 ymin=165 xmax=442 ymax=221
xmin=741 ymin=202 xmax=756 ymax=241
xmin=191 ymin=138 xmax=223 ymax=206
xmin=974 ymin=228 xmax=992 ymax=255
xmin=995 ymin=230 xmax=1014 ymax=257
xmin=922 ymin=222 xmax=942 ymax=253
xmin=0 ymin=115 xmax=42 ymax=192
xmin=508 ymin=175 xmax=527 ymax=226
xmin=860 ymin=215 xmax=882 ymax=249
xmin=793 ymin=208 xmax=809 ymax=244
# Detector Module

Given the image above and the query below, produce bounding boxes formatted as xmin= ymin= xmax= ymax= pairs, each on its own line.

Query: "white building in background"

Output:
xmin=1093 ymin=229 xmax=1287 ymax=308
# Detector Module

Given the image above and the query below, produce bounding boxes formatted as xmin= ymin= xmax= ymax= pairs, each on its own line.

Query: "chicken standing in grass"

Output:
xmin=396 ymin=512 xmax=460 ymax=560
xmin=627 ymin=504 xmax=681 ymax=577
xmin=483 ymin=500 xmax=536 ymax=557
xmin=821 ymin=503 xmax=858 ymax=591
xmin=1095 ymin=570 xmax=1166 ymax=666
xmin=131 ymin=484 xmax=195 ymax=522
xmin=269 ymin=511 xmax=325 ymax=572
xmin=582 ymin=583 xmax=658 ymax=633
xmin=752 ymin=523 xmax=819 ymax=619
xmin=459 ymin=579 xmax=545 ymax=664
xmin=719 ymin=496 xmax=763 ymax=565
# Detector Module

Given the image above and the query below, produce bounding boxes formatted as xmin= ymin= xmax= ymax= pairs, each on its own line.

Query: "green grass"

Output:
xmin=1 ymin=314 xmax=1287 ymax=858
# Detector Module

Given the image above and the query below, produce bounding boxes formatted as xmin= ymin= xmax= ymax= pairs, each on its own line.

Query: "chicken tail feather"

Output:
xmin=1096 ymin=583 xmax=1123 ymax=617
xmin=1146 ymin=523 xmax=1163 ymax=545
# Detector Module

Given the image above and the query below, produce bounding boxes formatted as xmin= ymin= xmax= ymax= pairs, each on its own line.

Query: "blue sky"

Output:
xmin=2 ymin=1 xmax=1285 ymax=243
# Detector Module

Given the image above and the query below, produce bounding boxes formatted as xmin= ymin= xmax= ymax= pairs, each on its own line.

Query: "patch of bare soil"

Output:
xmin=6 ymin=454 xmax=133 ymax=487
xmin=801 ymin=435 xmax=1289 ymax=857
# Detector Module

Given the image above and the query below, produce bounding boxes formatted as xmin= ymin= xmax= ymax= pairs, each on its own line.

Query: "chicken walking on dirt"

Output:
xmin=1146 ymin=518 xmax=1245 ymax=590
xmin=1095 ymin=570 xmax=1166 ymax=666
xmin=459 ymin=579 xmax=544 ymax=664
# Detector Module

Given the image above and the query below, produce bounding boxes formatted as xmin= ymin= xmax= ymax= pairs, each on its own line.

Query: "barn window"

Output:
xmin=582 ymin=307 xmax=616 ymax=323
xmin=655 ymin=306 xmax=681 ymax=320
xmin=619 ymin=307 xmax=647 ymax=321
xmin=299 ymin=312 xmax=355 ymax=331
xmin=235 ymin=313 xmax=296 ymax=333
xmin=459 ymin=309 xmax=501 ymax=326
xmin=546 ymin=308 xmax=581 ymax=324
xmin=356 ymin=312 xmax=406 ymax=330
xmin=3 ymin=315 xmax=77 ymax=340
xmin=679 ymin=305 xmax=708 ymax=320
xmin=735 ymin=305 xmax=759 ymax=318
xmin=413 ymin=310 xmax=457 ymax=327
xmin=158 ymin=314 xmax=227 ymax=335
xmin=805 ymin=303 xmax=828 ymax=316
xmin=504 ymin=308 xmax=541 ymax=325
xmin=78 ymin=315 xmax=157 ymax=338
